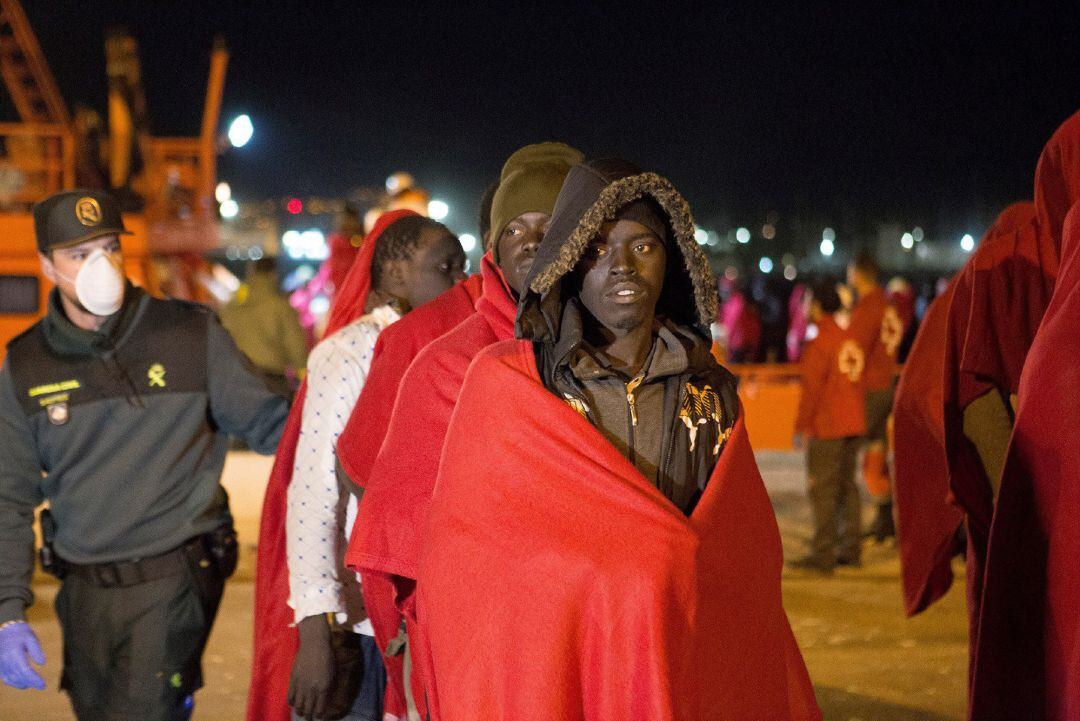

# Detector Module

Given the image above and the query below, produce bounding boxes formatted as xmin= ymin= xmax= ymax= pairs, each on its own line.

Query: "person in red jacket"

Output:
xmin=847 ymin=252 xmax=903 ymax=541
xmin=790 ymin=281 xmax=868 ymax=572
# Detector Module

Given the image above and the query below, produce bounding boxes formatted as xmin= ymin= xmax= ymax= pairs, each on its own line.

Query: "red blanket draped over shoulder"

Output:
xmin=336 ymin=274 xmax=482 ymax=489
xmin=347 ymin=254 xmax=515 ymax=720
xmin=971 ymin=203 xmax=1080 ymax=721
xmin=247 ymin=210 xmax=417 ymax=721
xmin=893 ymin=281 xmax=964 ymax=616
xmin=416 ymin=339 xmax=821 ymax=721
xmin=895 ymin=200 xmax=1035 ymax=618
xmin=324 ymin=266 xmax=481 ymax=716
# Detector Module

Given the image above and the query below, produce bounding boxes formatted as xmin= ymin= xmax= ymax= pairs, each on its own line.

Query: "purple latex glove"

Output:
xmin=0 ymin=621 xmax=45 ymax=690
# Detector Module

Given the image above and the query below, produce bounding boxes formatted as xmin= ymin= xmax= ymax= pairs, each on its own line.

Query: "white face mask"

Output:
xmin=56 ymin=248 xmax=126 ymax=316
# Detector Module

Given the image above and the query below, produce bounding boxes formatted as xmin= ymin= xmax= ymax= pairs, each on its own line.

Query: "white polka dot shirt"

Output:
xmin=286 ymin=304 xmax=400 ymax=634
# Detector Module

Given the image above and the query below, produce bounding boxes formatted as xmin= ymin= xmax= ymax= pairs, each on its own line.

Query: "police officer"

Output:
xmin=0 ymin=190 xmax=289 ymax=720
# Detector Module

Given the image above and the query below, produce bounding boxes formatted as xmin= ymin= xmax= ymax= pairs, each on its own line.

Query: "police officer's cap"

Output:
xmin=32 ymin=189 xmax=131 ymax=253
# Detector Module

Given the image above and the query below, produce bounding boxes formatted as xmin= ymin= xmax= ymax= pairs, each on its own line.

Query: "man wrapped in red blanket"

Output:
xmin=416 ymin=159 xmax=821 ymax=719
xmin=347 ymin=142 xmax=582 ymax=719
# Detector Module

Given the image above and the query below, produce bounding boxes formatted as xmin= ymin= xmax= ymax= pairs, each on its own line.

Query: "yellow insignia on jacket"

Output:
xmin=679 ymin=383 xmax=724 ymax=454
xmin=563 ymin=394 xmax=590 ymax=419
xmin=28 ymin=380 xmax=80 ymax=398
xmin=148 ymin=363 xmax=167 ymax=388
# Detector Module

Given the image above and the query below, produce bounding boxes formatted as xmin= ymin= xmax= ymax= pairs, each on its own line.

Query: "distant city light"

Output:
xmin=961 ymin=233 xmax=975 ymax=252
xmin=822 ymin=227 xmax=836 ymax=242
xmin=220 ymin=199 xmax=239 ymax=219
xmin=428 ymin=199 xmax=449 ymax=221
xmin=912 ymin=226 xmax=925 ymax=243
xmin=736 ymin=227 xmax=751 ymax=244
xmin=694 ymin=227 xmax=709 ymax=245
xmin=282 ymin=229 xmax=328 ymax=260
xmin=309 ymin=295 xmax=330 ymax=315
xmin=784 ymin=264 xmax=798 ymax=281
xmin=215 ymin=182 xmax=232 ymax=203
xmin=901 ymin=232 xmax=914 ymax=250
xmin=706 ymin=231 xmax=720 ymax=246
xmin=459 ymin=233 xmax=477 ymax=252
xmin=820 ymin=238 xmax=835 ymax=257
xmin=724 ymin=266 xmax=738 ymax=281
xmin=761 ymin=223 xmax=776 ymax=240
xmin=227 ymin=115 xmax=254 ymax=148
xmin=287 ymin=198 xmax=303 ymax=215
xmin=248 ymin=246 xmax=264 ymax=260
xmin=759 ymin=256 xmax=774 ymax=274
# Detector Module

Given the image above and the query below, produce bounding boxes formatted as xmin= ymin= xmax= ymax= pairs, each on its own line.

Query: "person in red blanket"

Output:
xmin=346 ymin=141 xmax=581 ymax=719
xmin=416 ymin=158 xmax=821 ymax=720
xmin=248 ymin=210 xmax=466 ymax=721
xmin=847 ymin=252 xmax=904 ymax=541
xmin=789 ymin=280 xmax=867 ymax=573
xmin=893 ymin=201 xmax=1033 ymax=626
xmin=963 ymin=111 xmax=1080 ymax=721
xmin=969 ymin=204 xmax=1080 ymax=721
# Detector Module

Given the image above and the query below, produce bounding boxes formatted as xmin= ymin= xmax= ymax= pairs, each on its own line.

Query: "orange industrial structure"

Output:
xmin=0 ymin=0 xmax=228 ymax=359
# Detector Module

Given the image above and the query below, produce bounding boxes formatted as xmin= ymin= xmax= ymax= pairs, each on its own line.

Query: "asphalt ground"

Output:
xmin=0 ymin=451 xmax=968 ymax=721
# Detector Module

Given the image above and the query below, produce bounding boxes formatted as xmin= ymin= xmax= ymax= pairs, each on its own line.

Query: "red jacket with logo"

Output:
xmin=848 ymin=287 xmax=903 ymax=391
xmin=796 ymin=316 xmax=867 ymax=440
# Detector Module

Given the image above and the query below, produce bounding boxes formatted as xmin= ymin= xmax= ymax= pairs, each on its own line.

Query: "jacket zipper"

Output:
xmin=625 ymin=375 xmax=644 ymax=467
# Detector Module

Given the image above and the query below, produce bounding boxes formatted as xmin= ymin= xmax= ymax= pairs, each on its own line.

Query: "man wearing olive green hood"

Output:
xmin=346 ymin=142 xmax=582 ymax=720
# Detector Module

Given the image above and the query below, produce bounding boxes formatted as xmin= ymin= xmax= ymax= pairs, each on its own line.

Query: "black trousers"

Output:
xmin=54 ymin=552 xmax=226 ymax=721
xmin=806 ymin=436 xmax=863 ymax=562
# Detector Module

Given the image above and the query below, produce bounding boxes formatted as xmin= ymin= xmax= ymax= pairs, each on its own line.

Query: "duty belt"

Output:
xmin=64 ymin=535 xmax=212 ymax=588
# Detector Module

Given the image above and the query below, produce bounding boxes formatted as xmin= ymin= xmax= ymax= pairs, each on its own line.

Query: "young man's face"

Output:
xmin=39 ymin=235 xmax=124 ymax=312
xmin=495 ymin=211 xmax=549 ymax=295
xmin=402 ymin=226 xmax=468 ymax=309
xmin=576 ymin=219 xmax=667 ymax=336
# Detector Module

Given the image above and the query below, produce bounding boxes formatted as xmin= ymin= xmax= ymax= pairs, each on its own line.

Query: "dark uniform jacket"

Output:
xmin=0 ymin=286 xmax=289 ymax=622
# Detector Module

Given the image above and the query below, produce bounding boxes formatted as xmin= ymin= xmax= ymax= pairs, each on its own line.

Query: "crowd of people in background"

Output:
xmin=3 ymin=107 xmax=1080 ymax=721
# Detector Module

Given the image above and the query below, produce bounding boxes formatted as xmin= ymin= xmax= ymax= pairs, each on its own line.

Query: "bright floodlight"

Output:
xmin=228 ymin=115 xmax=254 ymax=148
xmin=759 ymin=257 xmax=774 ymax=274
xmin=215 ymin=182 xmax=232 ymax=203
xmin=220 ymin=199 xmax=239 ymax=219
xmin=822 ymin=227 xmax=836 ymax=242
xmin=901 ymin=232 xmax=914 ymax=250
xmin=428 ymin=199 xmax=449 ymax=221
xmin=459 ymin=233 xmax=477 ymax=252
xmin=961 ymin=233 xmax=975 ymax=252
xmin=820 ymin=238 xmax=835 ymax=257
xmin=694 ymin=227 xmax=709 ymax=245
xmin=736 ymin=227 xmax=751 ymax=244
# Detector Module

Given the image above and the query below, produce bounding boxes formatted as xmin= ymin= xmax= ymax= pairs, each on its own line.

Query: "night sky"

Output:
xmin=18 ymin=2 xmax=1080 ymax=240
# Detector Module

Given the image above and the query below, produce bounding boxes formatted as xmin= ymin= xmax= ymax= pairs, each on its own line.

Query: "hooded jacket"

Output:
xmin=517 ymin=159 xmax=737 ymax=513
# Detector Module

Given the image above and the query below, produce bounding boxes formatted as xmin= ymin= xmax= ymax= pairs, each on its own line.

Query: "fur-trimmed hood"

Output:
xmin=516 ymin=158 xmax=717 ymax=344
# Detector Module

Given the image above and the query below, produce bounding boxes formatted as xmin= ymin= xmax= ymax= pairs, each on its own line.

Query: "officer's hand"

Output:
xmin=288 ymin=615 xmax=336 ymax=720
xmin=0 ymin=621 xmax=46 ymax=690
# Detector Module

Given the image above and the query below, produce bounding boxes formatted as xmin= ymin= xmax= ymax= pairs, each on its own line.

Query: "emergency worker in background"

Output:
xmin=790 ymin=281 xmax=867 ymax=572
xmin=847 ymin=252 xmax=903 ymax=541
xmin=0 ymin=190 xmax=289 ymax=721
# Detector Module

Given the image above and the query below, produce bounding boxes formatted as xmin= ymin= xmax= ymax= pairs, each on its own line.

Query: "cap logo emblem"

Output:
xmin=75 ymin=197 xmax=102 ymax=226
